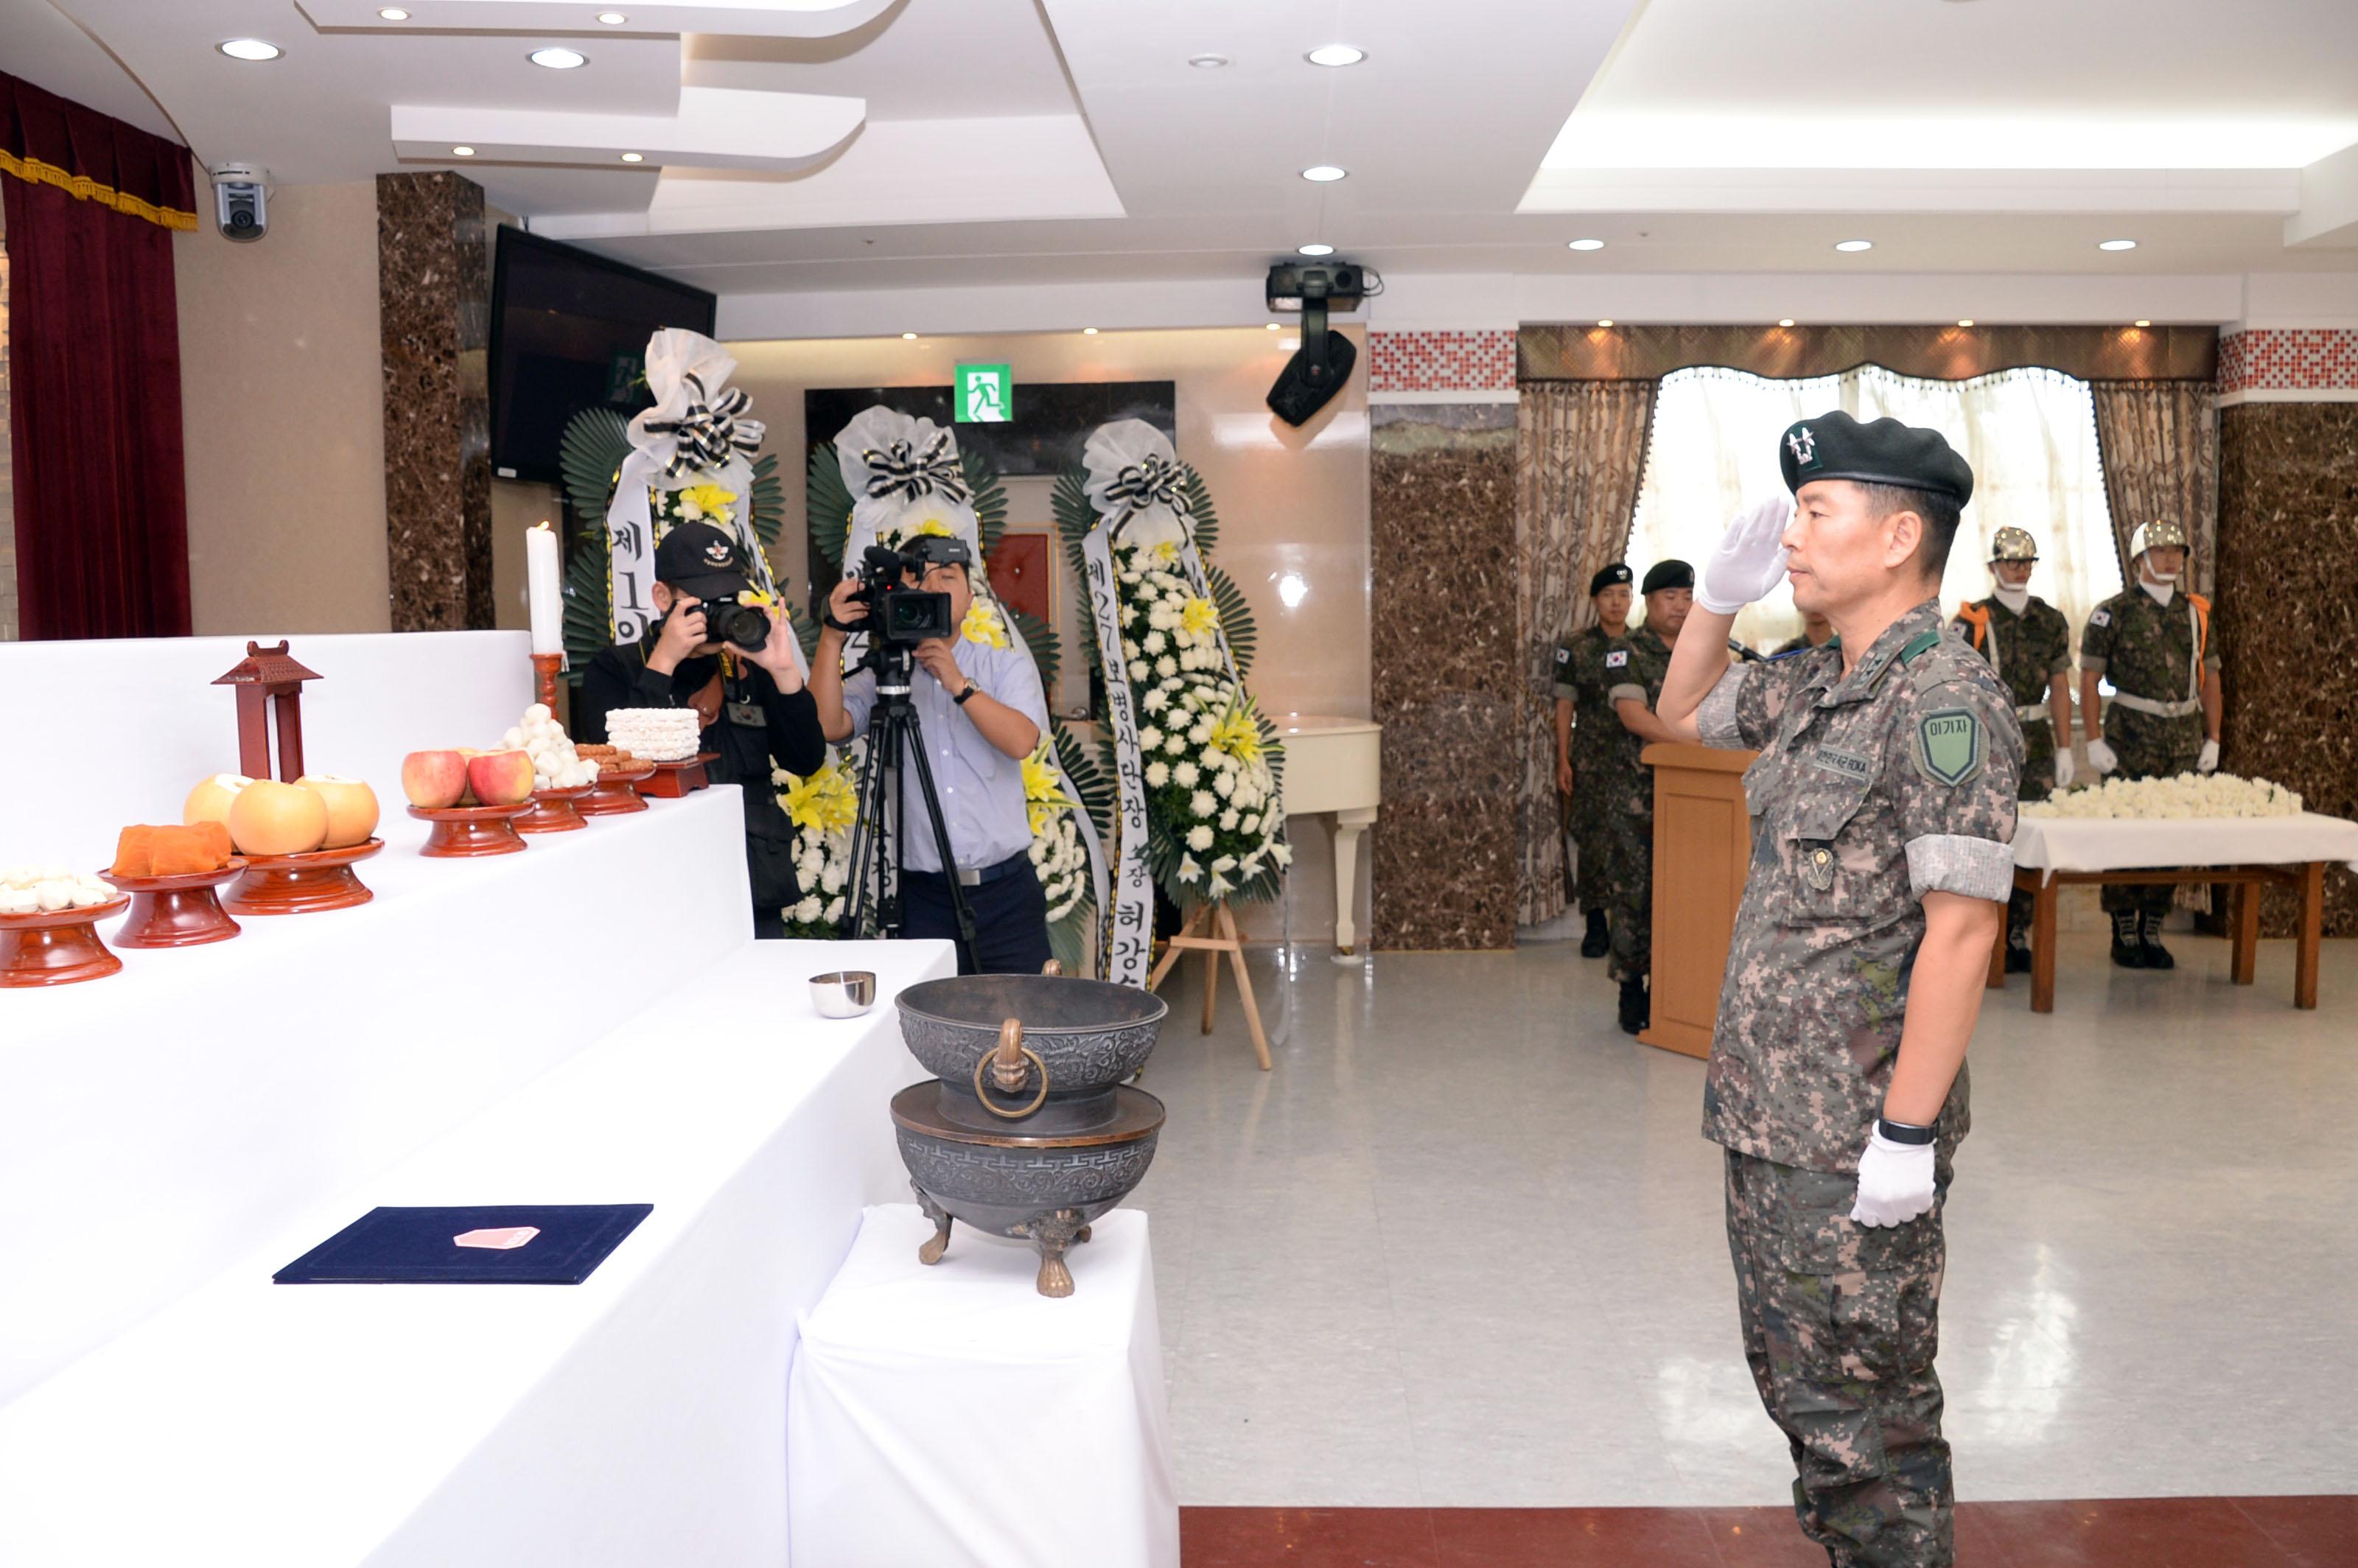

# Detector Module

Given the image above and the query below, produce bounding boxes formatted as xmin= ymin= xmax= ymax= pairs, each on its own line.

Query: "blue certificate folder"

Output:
xmin=273 ymin=1205 xmax=654 ymax=1285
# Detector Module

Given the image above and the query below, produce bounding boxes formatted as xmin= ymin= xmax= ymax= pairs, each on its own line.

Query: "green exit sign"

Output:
xmin=954 ymin=363 xmax=1012 ymax=423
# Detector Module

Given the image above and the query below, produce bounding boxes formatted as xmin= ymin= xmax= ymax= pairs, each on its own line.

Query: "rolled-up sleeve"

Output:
xmin=1899 ymin=676 xmax=2022 ymax=903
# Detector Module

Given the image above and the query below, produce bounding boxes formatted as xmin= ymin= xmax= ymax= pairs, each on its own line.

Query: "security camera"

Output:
xmin=209 ymin=162 xmax=269 ymax=242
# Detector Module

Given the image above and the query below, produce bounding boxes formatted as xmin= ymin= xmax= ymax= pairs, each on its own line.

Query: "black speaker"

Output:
xmin=1267 ymin=329 xmax=1357 ymax=427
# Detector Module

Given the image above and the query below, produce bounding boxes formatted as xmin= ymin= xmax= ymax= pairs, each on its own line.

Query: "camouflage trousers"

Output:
xmin=2099 ymin=707 xmax=2203 ymax=917
xmin=1606 ymin=805 xmax=1653 ymax=984
xmin=1567 ymin=760 xmax=1615 ymax=909
xmin=1725 ymin=1149 xmax=1954 ymax=1568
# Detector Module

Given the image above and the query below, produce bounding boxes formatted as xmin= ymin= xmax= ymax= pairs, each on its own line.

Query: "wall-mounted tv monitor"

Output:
xmin=489 ymin=227 xmax=717 ymax=486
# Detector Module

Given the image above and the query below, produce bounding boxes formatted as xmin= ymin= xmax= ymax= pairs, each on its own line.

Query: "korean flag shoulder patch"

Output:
xmin=1605 ymin=649 xmax=1630 ymax=669
xmin=1554 ymin=645 xmax=1571 ymax=668
xmin=2090 ymin=607 xmax=2111 ymax=629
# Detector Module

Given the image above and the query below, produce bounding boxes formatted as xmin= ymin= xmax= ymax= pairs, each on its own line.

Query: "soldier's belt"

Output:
xmin=2014 ymin=701 xmax=2049 ymax=723
xmin=2108 ymin=692 xmax=2203 ymax=718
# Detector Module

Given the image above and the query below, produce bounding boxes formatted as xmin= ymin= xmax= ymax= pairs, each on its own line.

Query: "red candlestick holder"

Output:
xmin=531 ymin=653 xmax=564 ymax=716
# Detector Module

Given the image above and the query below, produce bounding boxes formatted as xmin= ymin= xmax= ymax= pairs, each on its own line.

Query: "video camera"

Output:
xmin=848 ymin=542 xmax=957 ymax=648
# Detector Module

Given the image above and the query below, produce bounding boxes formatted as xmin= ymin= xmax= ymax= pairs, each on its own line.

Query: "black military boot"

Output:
xmin=2110 ymin=910 xmax=2144 ymax=968
xmin=1581 ymin=908 xmax=1610 ymax=959
xmin=2005 ymin=923 xmax=2033 ymax=974
xmin=1617 ymin=977 xmax=1648 ymax=1035
xmin=2138 ymin=909 xmax=2177 ymax=970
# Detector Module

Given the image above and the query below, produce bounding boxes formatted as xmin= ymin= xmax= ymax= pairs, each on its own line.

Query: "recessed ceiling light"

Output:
xmin=452 ymin=146 xmax=476 ymax=157
xmin=1596 ymin=318 xmax=1614 ymax=328
xmin=1188 ymin=53 xmax=1229 ymax=69
xmin=1834 ymin=239 xmax=1873 ymax=253
xmin=900 ymin=332 xmax=917 ymax=340
xmin=2135 ymin=319 xmax=2152 ymax=328
xmin=1957 ymin=318 xmax=1975 ymax=327
xmin=217 ymin=38 xmax=281 ymax=60
xmin=1778 ymin=318 xmax=1796 ymax=328
xmin=597 ymin=10 xmax=629 ymax=22
xmin=619 ymin=152 xmax=643 ymax=163
xmin=377 ymin=7 xmax=410 ymax=18
xmin=1082 ymin=327 xmax=1099 ymax=335
xmin=1306 ymin=44 xmax=1365 ymax=67
xmin=530 ymin=46 xmax=587 ymax=69
xmin=1567 ymin=238 xmax=1605 ymax=251
xmin=2099 ymin=238 xmax=2138 ymax=251
xmin=1300 ymin=164 xmax=1348 ymax=183
xmin=1298 ymin=242 xmax=1335 ymax=256
xmin=1266 ymin=322 xmax=1281 ymax=331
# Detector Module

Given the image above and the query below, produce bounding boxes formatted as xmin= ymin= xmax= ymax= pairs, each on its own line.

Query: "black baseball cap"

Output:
xmin=654 ymin=521 xmax=755 ymax=601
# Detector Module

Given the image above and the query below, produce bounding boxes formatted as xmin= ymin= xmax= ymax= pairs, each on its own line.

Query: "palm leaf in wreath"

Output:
xmin=965 ymin=449 xmax=1008 ymax=553
xmin=746 ymin=452 xmax=783 ymax=549
xmin=1180 ymin=464 xmax=1220 ymax=556
xmin=808 ymin=442 xmax=856 ymax=571
xmin=559 ymin=407 xmax=631 ymax=536
xmin=1205 ymin=562 xmax=1259 ymax=679
xmin=1052 ymin=467 xmax=1096 ymax=592
xmin=1052 ymin=718 xmax=1115 ymax=844
xmin=1009 ymin=608 xmax=1060 ymax=696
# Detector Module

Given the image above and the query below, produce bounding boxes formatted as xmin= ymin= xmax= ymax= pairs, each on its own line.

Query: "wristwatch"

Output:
xmin=953 ymin=680 xmax=979 ymax=707
xmin=1876 ymin=1117 xmax=1935 ymax=1145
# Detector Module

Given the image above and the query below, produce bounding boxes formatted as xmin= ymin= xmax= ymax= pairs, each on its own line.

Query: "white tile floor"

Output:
xmin=1128 ymin=928 xmax=2358 ymax=1508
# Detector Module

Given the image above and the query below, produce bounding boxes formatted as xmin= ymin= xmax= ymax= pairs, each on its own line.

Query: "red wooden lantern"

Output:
xmin=212 ymin=640 xmax=322 ymax=783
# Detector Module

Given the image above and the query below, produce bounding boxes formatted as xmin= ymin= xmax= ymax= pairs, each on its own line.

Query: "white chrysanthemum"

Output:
xmin=1219 ymin=810 xmax=1239 ymax=832
xmin=1122 ymin=637 xmax=1140 ymax=660
xmin=1138 ymin=727 xmax=1164 ymax=752
xmin=1189 ymin=722 xmax=1212 ymax=744
xmin=1145 ymin=760 xmax=1170 ymax=788
xmin=1155 ymin=656 xmax=1178 ymax=678
xmin=1165 ymin=733 xmax=1187 ymax=755
xmin=1191 ymin=789 xmax=1217 ymax=817
xmin=1242 ymin=813 xmax=1261 ymax=834
xmin=1213 ymin=770 xmax=1235 ymax=798
xmin=1129 ymin=659 xmax=1150 ymax=682
xmin=1119 ymin=603 xmax=1139 ymax=627
xmin=1187 ymin=825 xmax=1214 ymax=852
xmin=1141 ymin=687 xmax=1170 ymax=713
xmin=821 ymin=864 xmax=845 ymax=894
xmin=1144 ymin=630 xmax=1167 ymax=655
xmin=1174 ymin=760 xmax=1200 ymax=788
xmin=824 ymin=895 xmax=844 ymax=923
xmin=794 ymin=896 xmax=823 ymax=923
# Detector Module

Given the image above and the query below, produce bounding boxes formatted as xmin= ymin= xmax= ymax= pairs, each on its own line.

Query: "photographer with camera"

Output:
xmin=576 ymin=520 xmax=827 ymax=937
xmin=809 ymin=534 xmax=1054 ymax=975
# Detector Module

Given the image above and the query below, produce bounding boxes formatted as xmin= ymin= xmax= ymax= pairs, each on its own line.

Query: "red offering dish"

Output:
xmin=408 ymin=802 xmax=531 ymax=858
xmin=516 ymin=784 xmax=592 ymax=835
xmin=579 ymin=762 xmax=656 ymax=816
xmin=225 ymin=838 xmax=384 ymax=915
xmin=1 ymin=894 xmax=133 ymax=987
xmin=640 ymin=752 xmax=718 ymax=799
xmin=98 ymin=857 xmax=249 ymax=948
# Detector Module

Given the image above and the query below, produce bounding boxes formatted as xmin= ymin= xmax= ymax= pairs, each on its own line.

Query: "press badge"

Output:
xmin=726 ymin=699 xmax=767 ymax=728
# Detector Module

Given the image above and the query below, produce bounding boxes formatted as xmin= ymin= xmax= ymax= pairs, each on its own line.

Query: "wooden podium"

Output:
xmin=1637 ymin=743 xmax=1758 ymax=1059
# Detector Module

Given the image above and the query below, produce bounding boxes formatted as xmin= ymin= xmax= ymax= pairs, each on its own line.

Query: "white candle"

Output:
xmin=526 ymin=522 xmax=562 ymax=656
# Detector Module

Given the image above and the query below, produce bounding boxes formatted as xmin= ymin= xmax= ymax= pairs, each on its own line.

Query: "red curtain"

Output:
xmin=2 ymin=70 xmax=195 ymax=639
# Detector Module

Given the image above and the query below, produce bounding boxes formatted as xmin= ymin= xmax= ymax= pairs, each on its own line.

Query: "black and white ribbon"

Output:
xmin=859 ymin=430 xmax=971 ymax=505
xmin=641 ymin=374 xmax=765 ymax=479
xmin=1100 ymin=452 xmax=1194 ymax=542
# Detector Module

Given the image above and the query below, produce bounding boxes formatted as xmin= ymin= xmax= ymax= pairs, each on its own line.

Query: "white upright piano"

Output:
xmin=1274 ymin=715 xmax=1381 ymax=958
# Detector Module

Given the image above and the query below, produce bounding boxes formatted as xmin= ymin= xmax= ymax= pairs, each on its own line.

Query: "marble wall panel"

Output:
xmin=378 ymin=172 xmax=490 ymax=631
xmin=2215 ymin=400 xmax=2358 ymax=936
xmin=1370 ymin=403 xmax=1521 ymax=949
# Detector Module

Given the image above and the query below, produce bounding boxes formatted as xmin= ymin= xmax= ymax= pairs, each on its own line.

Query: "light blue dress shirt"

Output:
xmin=837 ymin=631 xmax=1049 ymax=875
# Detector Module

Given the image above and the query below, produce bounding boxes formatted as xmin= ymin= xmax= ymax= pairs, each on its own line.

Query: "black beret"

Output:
xmin=1641 ymin=559 xmax=1694 ymax=594
xmin=1777 ymin=410 xmax=1974 ymax=506
xmin=1588 ymin=563 xmax=1633 ymax=596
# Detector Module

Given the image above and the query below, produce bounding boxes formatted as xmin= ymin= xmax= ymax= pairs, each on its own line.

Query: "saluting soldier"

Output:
xmin=1600 ymin=560 xmax=1696 ymax=1034
xmin=2077 ymin=519 xmax=2222 ymax=970
xmin=1951 ymin=526 xmax=2075 ymax=970
xmin=1553 ymin=563 xmax=1636 ymax=958
xmin=1654 ymin=413 xmax=2023 ymax=1568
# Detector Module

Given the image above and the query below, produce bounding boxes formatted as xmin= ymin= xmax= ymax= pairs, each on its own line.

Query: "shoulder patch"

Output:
xmin=2090 ymin=607 xmax=2111 ymax=628
xmin=1913 ymin=706 xmax=1987 ymax=788
xmin=1554 ymin=646 xmax=1571 ymax=667
xmin=1604 ymin=649 xmax=1629 ymax=669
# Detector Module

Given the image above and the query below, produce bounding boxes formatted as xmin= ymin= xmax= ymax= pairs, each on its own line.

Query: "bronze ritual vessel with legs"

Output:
xmin=890 ymin=969 xmax=1168 ymax=1297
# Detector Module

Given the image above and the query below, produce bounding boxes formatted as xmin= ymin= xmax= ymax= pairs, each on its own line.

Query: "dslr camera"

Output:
xmin=848 ymin=542 xmax=956 ymax=646
xmin=665 ymin=592 xmax=770 ymax=652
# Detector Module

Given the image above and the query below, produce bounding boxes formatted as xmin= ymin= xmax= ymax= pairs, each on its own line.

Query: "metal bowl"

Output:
xmin=810 ymin=970 xmax=877 ymax=1019
xmin=896 ymin=974 xmax=1168 ymax=1110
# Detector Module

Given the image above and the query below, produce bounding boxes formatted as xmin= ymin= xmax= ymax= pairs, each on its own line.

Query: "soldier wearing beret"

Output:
xmin=1554 ymin=563 xmax=1636 ymax=958
xmin=2077 ymin=519 xmax=2222 ymax=969
xmin=1601 ymin=559 xmax=1698 ymax=1033
xmin=1952 ymin=526 xmax=2075 ymax=970
xmin=1654 ymin=411 xmax=2023 ymax=1568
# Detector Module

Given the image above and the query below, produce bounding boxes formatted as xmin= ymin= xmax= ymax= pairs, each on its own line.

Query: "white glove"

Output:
xmin=1850 ymin=1129 xmax=1937 ymax=1228
xmin=2085 ymin=738 xmax=2119 ymax=776
xmin=1696 ymin=496 xmax=1794 ymax=615
xmin=2197 ymin=738 xmax=2219 ymax=774
xmin=2053 ymin=747 xmax=2077 ymax=790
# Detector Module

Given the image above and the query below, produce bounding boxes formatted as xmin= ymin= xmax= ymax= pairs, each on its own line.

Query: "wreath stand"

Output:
xmin=1147 ymin=901 xmax=1272 ymax=1071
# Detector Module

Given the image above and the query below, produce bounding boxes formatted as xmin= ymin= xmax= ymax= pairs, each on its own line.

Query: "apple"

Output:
xmin=226 ymin=779 xmax=332 ymax=857
xmin=296 ymin=774 xmax=381 ymax=847
xmin=401 ymin=750 xmax=469 ymax=809
xmin=466 ymin=749 xmax=536 ymax=807
xmin=183 ymin=773 xmax=253 ymax=827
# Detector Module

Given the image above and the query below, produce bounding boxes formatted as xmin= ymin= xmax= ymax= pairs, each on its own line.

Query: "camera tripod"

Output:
xmin=842 ymin=641 xmax=979 ymax=959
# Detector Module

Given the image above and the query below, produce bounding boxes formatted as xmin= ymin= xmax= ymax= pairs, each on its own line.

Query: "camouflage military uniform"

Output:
xmin=1696 ymin=598 xmax=2022 ymax=1568
xmin=1554 ymin=623 xmax=1621 ymax=914
xmin=1951 ymin=595 xmax=2071 ymax=798
xmin=2079 ymin=585 xmax=2217 ymax=917
xmin=1602 ymin=624 xmax=1675 ymax=984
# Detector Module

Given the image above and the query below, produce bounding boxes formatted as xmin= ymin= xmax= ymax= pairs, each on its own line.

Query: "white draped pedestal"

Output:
xmin=788 ymin=1204 xmax=1179 ymax=1568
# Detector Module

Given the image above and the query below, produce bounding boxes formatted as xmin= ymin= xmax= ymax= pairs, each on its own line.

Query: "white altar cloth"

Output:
xmin=0 ymin=938 xmax=954 ymax=1567
xmin=788 ymin=1204 xmax=1179 ymax=1568
xmin=1 ymin=786 xmax=752 ymax=1404
xmin=2013 ymin=811 xmax=2358 ymax=878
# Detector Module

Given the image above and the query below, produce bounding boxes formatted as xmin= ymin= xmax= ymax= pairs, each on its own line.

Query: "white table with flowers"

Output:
xmin=1986 ymin=773 xmax=2358 ymax=1012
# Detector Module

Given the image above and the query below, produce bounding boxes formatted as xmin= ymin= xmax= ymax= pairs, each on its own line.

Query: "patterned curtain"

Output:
xmin=2088 ymin=380 xmax=2221 ymax=596
xmin=1513 ymin=379 xmax=1658 ymax=926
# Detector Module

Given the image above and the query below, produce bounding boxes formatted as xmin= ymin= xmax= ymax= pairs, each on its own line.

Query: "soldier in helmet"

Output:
xmin=2078 ymin=519 xmax=2222 ymax=969
xmin=1553 ymin=563 xmax=1635 ymax=958
xmin=1952 ymin=527 xmax=2076 ymax=970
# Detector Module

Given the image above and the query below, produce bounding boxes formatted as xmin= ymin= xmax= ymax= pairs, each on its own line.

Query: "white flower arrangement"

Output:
xmin=772 ymin=750 xmax=859 ymax=937
xmin=2023 ymin=771 xmax=2304 ymax=821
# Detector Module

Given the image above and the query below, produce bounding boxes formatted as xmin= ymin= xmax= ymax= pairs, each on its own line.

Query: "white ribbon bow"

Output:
xmin=1081 ymin=419 xmax=1192 ymax=547
xmin=836 ymin=407 xmax=982 ymax=566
